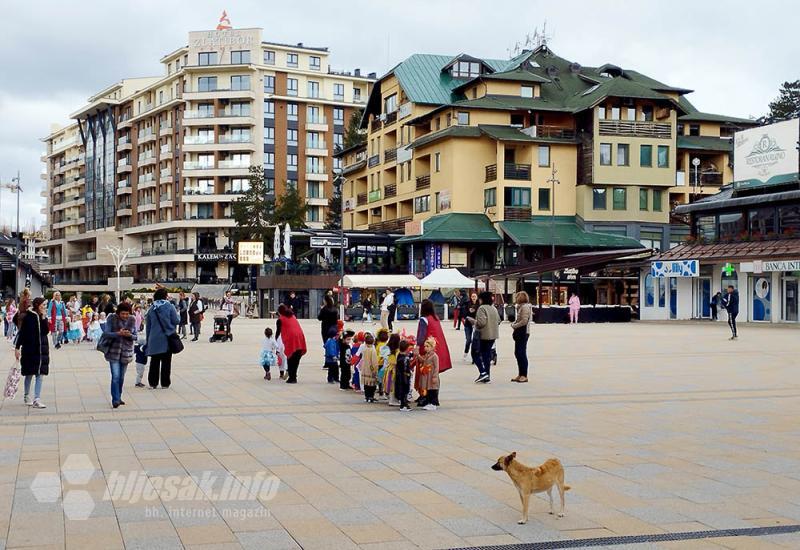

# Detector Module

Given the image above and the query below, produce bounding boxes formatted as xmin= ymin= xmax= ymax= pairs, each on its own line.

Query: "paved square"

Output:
xmin=1 ymin=318 xmax=799 ymax=549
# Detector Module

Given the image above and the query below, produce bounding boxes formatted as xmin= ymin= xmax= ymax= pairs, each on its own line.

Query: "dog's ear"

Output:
xmin=504 ymin=452 xmax=516 ymax=466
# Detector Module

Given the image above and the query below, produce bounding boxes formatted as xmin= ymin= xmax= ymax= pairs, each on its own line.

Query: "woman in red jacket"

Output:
xmin=414 ymin=299 xmax=452 ymax=396
xmin=277 ymin=304 xmax=307 ymax=384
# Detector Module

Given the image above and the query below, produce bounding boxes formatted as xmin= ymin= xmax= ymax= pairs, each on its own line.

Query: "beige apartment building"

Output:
xmin=41 ymin=26 xmax=373 ymax=291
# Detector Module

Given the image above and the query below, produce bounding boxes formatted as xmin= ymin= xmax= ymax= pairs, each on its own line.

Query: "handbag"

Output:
xmin=152 ymin=307 xmax=184 ymax=355
xmin=95 ymin=333 xmax=113 ymax=354
xmin=3 ymin=361 xmax=21 ymax=399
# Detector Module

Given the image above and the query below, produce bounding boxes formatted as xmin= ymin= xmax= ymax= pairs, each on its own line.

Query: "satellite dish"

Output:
xmin=569 ymin=62 xmax=581 ymax=74
xmin=545 ymin=65 xmax=558 ymax=77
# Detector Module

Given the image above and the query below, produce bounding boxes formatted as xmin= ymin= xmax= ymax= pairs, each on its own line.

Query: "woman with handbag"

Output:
xmin=145 ymin=288 xmax=181 ymax=389
xmin=510 ymin=291 xmax=533 ymax=383
xmin=101 ymin=302 xmax=137 ymax=408
xmin=14 ymin=297 xmax=50 ymax=408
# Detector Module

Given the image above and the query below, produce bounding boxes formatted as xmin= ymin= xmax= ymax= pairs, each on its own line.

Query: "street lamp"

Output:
xmin=546 ymin=165 xmax=560 ymax=259
xmin=334 ymin=173 xmax=345 ymax=318
xmin=2 ymin=172 xmax=22 ymax=296
xmin=104 ymin=245 xmax=136 ymax=303
xmin=691 ymin=157 xmax=700 ymax=202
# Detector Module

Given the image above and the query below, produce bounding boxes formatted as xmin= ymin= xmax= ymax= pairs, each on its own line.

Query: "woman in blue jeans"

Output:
xmin=102 ymin=302 xmax=137 ymax=408
xmin=510 ymin=291 xmax=532 ymax=383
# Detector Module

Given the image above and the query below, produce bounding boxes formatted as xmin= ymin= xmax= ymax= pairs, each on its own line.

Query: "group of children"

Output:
xmin=65 ymin=312 xmax=105 ymax=345
xmin=258 ymin=323 xmax=442 ymax=411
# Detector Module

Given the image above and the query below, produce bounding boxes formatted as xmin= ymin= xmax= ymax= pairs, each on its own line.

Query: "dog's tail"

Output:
xmin=564 ymin=485 xmax=572 ymax=491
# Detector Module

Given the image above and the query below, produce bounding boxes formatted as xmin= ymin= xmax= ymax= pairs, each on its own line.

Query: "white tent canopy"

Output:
xmin=339 ymin=274 xmax=421 ymax=289
xmin=420 ymin=268 xmax=484 ymax=289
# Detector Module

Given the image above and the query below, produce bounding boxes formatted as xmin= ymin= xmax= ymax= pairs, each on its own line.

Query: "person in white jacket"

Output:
xmin=380 ymin=289 xmax=394 ymax=329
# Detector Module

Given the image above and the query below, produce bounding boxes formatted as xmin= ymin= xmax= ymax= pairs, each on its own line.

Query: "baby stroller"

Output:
xmin=209 ymin=315 xmax=232 ymax=342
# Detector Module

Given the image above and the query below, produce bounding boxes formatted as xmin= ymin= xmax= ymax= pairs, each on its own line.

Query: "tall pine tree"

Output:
xmin=763 ymin=80 xmax=800 ymax=123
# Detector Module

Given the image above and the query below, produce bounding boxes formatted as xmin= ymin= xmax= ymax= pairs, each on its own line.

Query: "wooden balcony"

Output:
xmin=485 ymin=164 xmax=497 ymax=182
xmin=384 ymin=111 xmax=398 ymax=125
xmin=598 ymin=120 xmax=672 ymax=139
xmin=370 ymin=118 xmax=382 ymax=132
xmin=504 ymin=163 xmax=531 ymax=180
xmin=356 ymin=193 xmax=368 ymax=206
xmin=368 ymin=216 xmax=412 ymax=232
xmin=416 ymin=174 xmax=431 ymax=190
xmin=384 ymin=183 xmax=397 ymax=199
xmin=690 ymin=172 xmax=723 ymax=185
xmin=367 ymin=154 xmax=380 ymax=168
xmin=504 ymin=206 xmax=532 ymax=221
xmin=528 ymin=125 xmax=576 ymax=139
xmin=384 ymin=147 xmax=397 ymax=163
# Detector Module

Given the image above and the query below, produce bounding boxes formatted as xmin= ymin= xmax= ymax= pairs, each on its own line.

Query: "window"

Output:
xmin=538 ymin=188 xmax=550 ymax=211
xmin=264 ymin=50 xmax=275 ymax=65
xmin=228 ymin=101 xmax=250 ymax=116
xmin=333 ymin=133 xmax=343 ymax=149
xmin=446 ymin=113 xmax=452 ymax=127
xmin=414 ymin=195 xmax=430 ymax=213
xmin=600 ymin=143 xmax=612 ymax=165
xmin=264 ymin=75 xmax=275 ymax=93
xmin=198 ymin=154 xmax=214 ymax=168
xmin=779 ymin=204 xmax=800 ymax=235
xmin=231 ymin=50 xmax=250 ymax=64
xmin=333 ymin=157 xmax=342 ymax=171
xmin=333 ymin=107 xmax=344 ymax=123
xmin=677 ymin=123 xmax=685 ymax=136
xmin=307 ymin=181 xmax=322 ymax=198
xmin=451 ymin=60 xmax=481 ymax=78
xmin=617 ymin=144 xmax=629 ymax=166
xmin=696 ymin=215 xmax=716 ymax=241
xmin=287 ymin=128 xmax=298 ymax=146
xmin=264 ymin=100 xmax=274 ymax=118
xmin=307 ymin=206 xmax=321 ymax=222
xmin=353 ymin=87 xmax=361 ymax=102
xmin=626 ymin=107 xmax=636 ymax=121
xmin=640 ymin=144 xmax=652 ymax=167
xmin=198 ymin=52 xmax=218 ymax=66
xmin=434 ymin=152 xmax=441 ymax=172
xmin=748 ymin=207 xmax=777 ymax=236
xmin=639 ymin=188 xmax=648 ymax=210
xmin=593 ymin=188 xmax=607 ymax=210
xmin=612 ymin=187 xmax=627 ymax=210
xmin=521 ymin=85 xmax=534 ymax=98
xmin=287 ymin=78 xmax=298 ymax=96
xmin=644 ymin=274 xmax=654 ymax=307
xmin=231 ymin=178 xmax=250 ymax=192
xmin=611 ymin=106 xmax=620 ymax=120
xmin=264 ymin=126 xmax=274 ymax=144
xmin=307 ymin=157 xmax=323 ymax=174
xmin=598 ymin=106 xmax=606 ymax=119
xmin=309 ymin=56 xmax=321 ymax=70
xmin=384 ymin=93 xmax=397 ymax=114
xmin=307 ymin=105 xmax=320 ymax=123
xmin=286 ymin=179 xmax=298 ymax=191
xmin=484 ymin=188 xmax=496 ymax=207
xmin=504 ymin=187 xmax=531 ymax=207
xmin=538 ymin=145 xmax=550 ymax=167
xmin=307 ymin=81 xmax=320 ymax=98
xmin=652 ymin=189 xmax=663 ymax=211
xmin=287 ymin=103 xmax=298 ymax=121
xmin=198 ymin=77 xmax=217 ymax=92
xmin=287 ymin=53 xmax=298 ymax=67
xmin=453 ymin=111 xmax=469 ymax=126
xmin=689 ymin=124 xmax=700 ymax=136
xmin=333 ymin=83 xmax=344 ymax=100
xmin=287 ymin=154 xmax=298 ymax=170
xmin=435 ymin=118 xmax=441 ymax=131
xmin=264 ymin=152 xmax=275 ymax=168
xmin=510 ymin=114 xmax=524 ymax=127
xmin=231 ymin=75 xmax=250 ymax=91
xmin=657 ymin=145 xmax=669 ymax=168
xmin=641 ymin=105 xmax=654 ymax=121
xmin=199 ymin=103 xmax=214 ymax=116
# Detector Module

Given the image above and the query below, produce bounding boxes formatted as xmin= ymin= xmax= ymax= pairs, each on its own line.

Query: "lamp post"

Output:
xmin=2 ymin=172 xmax=22 ymax=296
xmin=334 ymin=173 xmax=345 ymax=318
xmin=546 ymin=165 xmax=560 ymax=305
xmin=691 ymin=157 xmax=700 ymax=202
xmin=104 ymin=245 xmax=135 ymax=303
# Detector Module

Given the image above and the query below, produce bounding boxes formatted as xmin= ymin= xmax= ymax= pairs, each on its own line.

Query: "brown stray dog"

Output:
xmin=491 ymin=452 xmax=570 ymax=523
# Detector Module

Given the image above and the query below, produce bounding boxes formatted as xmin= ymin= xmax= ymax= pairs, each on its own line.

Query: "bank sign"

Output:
xmin=650 ymin=259 xmax=699 ymax=278
xmin=752 ymin=259 xmax=800 ymax=272
xmin=734 ymin=119 xmax=799 ymax=184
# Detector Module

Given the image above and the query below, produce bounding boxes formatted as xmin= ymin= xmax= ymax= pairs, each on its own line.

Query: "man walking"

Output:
xmin=721 ymin=285 xmax=739 ymax=340
xmin=380 ymin=289 xmax=394 ymax=330
xmin=710 ymin=291 xmax=720 ymax=321
xmin=188 ymin=292 xmax=204 ymax=341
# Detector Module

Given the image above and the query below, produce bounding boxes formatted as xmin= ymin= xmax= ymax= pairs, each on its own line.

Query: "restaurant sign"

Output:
xmin=237 ymin=241 xmax=264 ymax=265
xmin=650 ymin=259 xmax=699 ymax=278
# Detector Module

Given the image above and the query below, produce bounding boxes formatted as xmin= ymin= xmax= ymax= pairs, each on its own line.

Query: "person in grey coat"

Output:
xmin=469 ymin=291 xmax=500 ymax=384
xmin=145 ymin=288 xmax=180 ymax=389
xmin=102 ymin=302 xmax=137 ymax=408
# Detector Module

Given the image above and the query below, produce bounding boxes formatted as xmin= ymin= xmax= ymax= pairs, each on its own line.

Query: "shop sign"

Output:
xmin=310 ymin=236 xmax=348 ymax=248
xmin=237 ymin=241 xmax=264 ymax=265
xmin=195 ymin=252 xmax=237 ymax=262
xmin=650 ymin=259 xmax=699 ymax=278
xmin=559 ymin=268 xmax=579 ymax=281
xmin=752 ymin=259 xmax=800 ymax=272
xmin=343 ymin=197 xmax=356 ymax=212
xmin=734 ymin=119 xmax=799 ymax=183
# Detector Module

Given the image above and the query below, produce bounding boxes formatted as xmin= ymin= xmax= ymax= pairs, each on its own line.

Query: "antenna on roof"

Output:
xmin=508 ymin=21 xmax=553 ymax=58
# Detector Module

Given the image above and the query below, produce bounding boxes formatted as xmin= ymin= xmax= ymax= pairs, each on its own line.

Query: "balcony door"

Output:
xmin=504 ymin=147 xmax=516 ymax=164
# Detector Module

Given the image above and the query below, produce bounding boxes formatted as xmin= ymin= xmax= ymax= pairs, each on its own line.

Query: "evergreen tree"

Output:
xmin=343 ymin=108 xmax=366 ymax=149
xmin=324 ymin=177 xmax=343 ymax=229
xmin=763 ymin=80 xmax=800 ymax=123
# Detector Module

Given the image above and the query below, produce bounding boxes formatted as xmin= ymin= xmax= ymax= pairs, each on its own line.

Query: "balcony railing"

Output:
xmin=141 ymin=246 xmax=195 ymax=257
xmin=307 ymin=116 xmax=327 ymax=126
xmin=219 ymin=134 xmax=252 ymax=144
xmin=183 ymin=161 xmax=215 ymax=170
xmin=356 ymin=193 xmax=368 ymax=206
xmin=504 ymin=206 xmax=532 ymax=221
xmin=368 ymin=216 xmax=412 ymax=232
xmin=504 ymin=163 xmax=531 ymax=180
xmin=306 ymin=163 xmax=326 ymax=174
xmin=384 ymin=147 xmax=397 ymax=163
xmin=690 ymin=172 xmax=723 ymax=185
xmin=416 ymin=174 xmax=431 ymax=190
xmin=184 ymin=110 xmax=216 ymax=119
xmin=384 ymin=111 xmax=398 ymax=125
xmin=485 ymin=164 xmax=497 ymax=182
xmin=184 ymin=135 xmax=215 ymax=145
xmin=523 ymin=125 xmax=577 ymax=140
xmin=220 ymin=109 xmax=252 ymax=118
xmin=68 ymin=252 xmax=96 ymax=262
xmin=384 ymin=183 xmax=397 ymax=199
xmin=218 ymin=159 xmax=250 ymax=169
xmin=368 ymin=155 xmax=380 ymax=168
xmin=598 ymin=120 xmax=672 ymax=139
xmin=370 ymin=118 xmax=382 ymax=132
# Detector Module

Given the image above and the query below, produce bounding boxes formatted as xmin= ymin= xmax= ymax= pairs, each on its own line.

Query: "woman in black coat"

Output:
xmin=14 ymin=297 xmax=50 ymax=408
xmin=317 ymin=295 xmax=339 ymax=342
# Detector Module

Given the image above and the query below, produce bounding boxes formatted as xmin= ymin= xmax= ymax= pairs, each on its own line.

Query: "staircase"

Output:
xmin=190 ymin=283 xmax=231 ymax=302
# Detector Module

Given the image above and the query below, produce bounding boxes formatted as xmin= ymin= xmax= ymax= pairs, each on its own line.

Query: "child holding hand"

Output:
xmin=417 ymin=337 xmax=441 ymax=411
xmin=260 ymin=327 xmax=280 ymax=380
xmin=359 ymin=333 xmax=380 ymax=403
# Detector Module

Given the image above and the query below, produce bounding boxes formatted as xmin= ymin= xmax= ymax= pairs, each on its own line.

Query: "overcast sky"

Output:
xmin=1 ymin=0 xmax=797 ymax=229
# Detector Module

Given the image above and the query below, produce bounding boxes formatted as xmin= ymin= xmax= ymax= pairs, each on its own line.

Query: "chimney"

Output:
xmin=354 ymin=68 xmax=361 ymax=77
xmin=297 ymin=42 xmax=303 ymax=48
xmin=368 ymin=72 xmax=376 ymax=79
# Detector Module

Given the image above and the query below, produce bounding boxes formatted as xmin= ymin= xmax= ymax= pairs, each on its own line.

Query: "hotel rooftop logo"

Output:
xmin=217 ymin=10 xmax=232 ymax=31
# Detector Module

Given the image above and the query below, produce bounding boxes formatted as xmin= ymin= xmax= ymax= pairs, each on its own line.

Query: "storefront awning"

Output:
xmin=339 ymin=274 xmax=421 ymax=288
xmin=396 ymin=213 xmax=501 ymax=244
xmin=499 ymin=221 xmax=644 ymax=249
xmin=486 ymin=248 xmax=651 ymax=279
xmin=650 ymin=239 xmax=800 ymax=263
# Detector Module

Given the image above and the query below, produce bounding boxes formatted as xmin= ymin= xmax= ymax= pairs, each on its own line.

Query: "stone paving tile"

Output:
xmin=0 ymin=320 xmax=798 ymax=549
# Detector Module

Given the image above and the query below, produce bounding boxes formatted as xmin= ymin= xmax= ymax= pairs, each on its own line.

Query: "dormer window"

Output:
xmin=521 ymin=86 xmax=534 ymax=98
xmin=452 ymin=61 xmax=481 ymax=78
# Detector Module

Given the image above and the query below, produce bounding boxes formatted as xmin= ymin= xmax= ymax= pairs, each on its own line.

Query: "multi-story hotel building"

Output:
xmin=41 ymin=25 xmax=373 ymax=291
xmin=339 ymin=45 xmax=756 ymax=276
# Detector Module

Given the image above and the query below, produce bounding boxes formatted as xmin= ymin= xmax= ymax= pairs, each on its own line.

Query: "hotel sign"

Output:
xmin=650 ymin=259 xmax=699 ymax=278
xmin=196 ymin=252 xmax=236 ymax=262
xmin=734 ymin=119 xmax=799 ymax=183
xmin=752 ymin=259 xmax=800 ymax=272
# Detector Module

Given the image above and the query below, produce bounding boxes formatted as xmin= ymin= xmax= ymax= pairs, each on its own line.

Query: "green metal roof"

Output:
xmin=393 ymin=54 xmax=508 ymax=105
xmin=396 ymin=213 xmax=502 ymax=244
xmin=407 ymin=126 xmax=482 ymax=149
xmin=499 ymin=220 xmax=644 ymax=249
xmin=478 ymin=125 xmax=539 ymax=142
xmin=678 ymin=111 xmax=757 ymax=125
xmin=677 ymin=135 xmax=733 ymax=152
